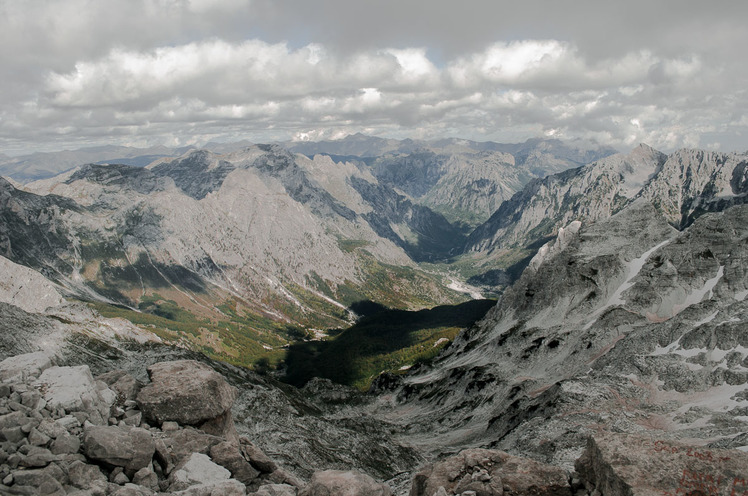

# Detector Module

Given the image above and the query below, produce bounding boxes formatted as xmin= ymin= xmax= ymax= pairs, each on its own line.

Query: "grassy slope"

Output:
xmin=282 ymin=299 xmax=496 ymax=390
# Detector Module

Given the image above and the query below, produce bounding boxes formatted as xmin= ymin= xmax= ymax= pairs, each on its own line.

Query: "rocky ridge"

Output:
xmin=372 ymin=200 xmax=748 ymax=472
xmin=466 ymin=145 xmax=748 ymax=254
xmin=2 ymin=145 xmax=466 ymax=352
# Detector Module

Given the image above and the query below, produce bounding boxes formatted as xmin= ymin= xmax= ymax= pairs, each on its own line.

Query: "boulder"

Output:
xmin=110 ymin=485 xmax=158 ymax=496
xmin=67 ymin=459 xmax=108 ymax=489
xmin=266 ymin=468 xmax=304 ymax=489
xmin=575 ymin=432 xmax=748 ymax=496
xmin=98 ymin=370 xmax=142 ymax=403
xmin=19 ymin=446 xmax=58 ymax=467
xmin=168 ymin=452 xmax=232 ymax=491
xmin=83 ymin=425 xmax=155 ymax=473
xmin=239 ymin=437 xmax=277 ymax=474
xmin=253 ymin=484 xmax=297 ymax=496
xmin=410 ymin=448 xmax=571 ymax=496
xmin=171 ymin=479 xmax=247 ymax=495
xmin=210 ymin=440 xmax=261 ymax=485
xmin=154 ymin=427 xmax=224 ymax=474
xmin=50 ymin=430 xmax=81 ymax=455
xmin=0 ymin=352 xmax=53 ymax=382
xmin=132 ymin=466 xmax=160 ymax=491
xmin=9 ymin=468 xmax=65 ymax=495
xmin=136 ymin=361 xmax=237 ymax=433
xmin=300 ymin=470 xmax=392 ymax=496
xmin=35 ymin=365 xmax=116 ymax=424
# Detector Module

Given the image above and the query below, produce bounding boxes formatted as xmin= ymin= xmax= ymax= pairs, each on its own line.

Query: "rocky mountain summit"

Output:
xmin=466 ymin=144 xmax=748 ymax=254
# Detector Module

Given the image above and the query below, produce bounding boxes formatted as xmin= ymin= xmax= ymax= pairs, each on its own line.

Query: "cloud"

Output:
xmin=1 ymin=0 xmax=747 ymax=154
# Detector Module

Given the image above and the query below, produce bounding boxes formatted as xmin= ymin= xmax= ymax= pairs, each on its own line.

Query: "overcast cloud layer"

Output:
xmin=1 ymin=0 xmax=747 ymax=155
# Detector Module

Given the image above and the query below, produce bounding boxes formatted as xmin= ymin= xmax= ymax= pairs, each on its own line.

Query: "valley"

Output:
xmin=0 ymin=136 xmax=613 ymax=378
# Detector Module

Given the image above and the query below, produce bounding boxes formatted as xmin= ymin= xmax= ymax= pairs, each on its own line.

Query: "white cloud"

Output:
xmin=1 ymin=0 xmax=747 ymax=154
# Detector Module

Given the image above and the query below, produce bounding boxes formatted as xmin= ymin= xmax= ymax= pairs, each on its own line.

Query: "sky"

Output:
xmin=1 ymin=0 xmax=747 ymax=156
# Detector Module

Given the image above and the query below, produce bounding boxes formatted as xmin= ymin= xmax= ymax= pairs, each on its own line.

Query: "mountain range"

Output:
xmin=0 ymin=136 xmax=746 ymax=494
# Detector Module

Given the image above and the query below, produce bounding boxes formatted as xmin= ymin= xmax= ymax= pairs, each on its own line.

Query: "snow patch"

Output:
xmin=736 ymin=290 xmax=748 ymax=302
xmin=671 ymin=266 xmax=724 ymax=316
xmin=584 ymin=239 xmax=671 ymax=329
xmin=433 ymin=338 xmax=449 ymax=348
xmin=694 ymin=311 xmax=719 ymax=327
xmin=710 ymin=345 xmax=748 ymax=362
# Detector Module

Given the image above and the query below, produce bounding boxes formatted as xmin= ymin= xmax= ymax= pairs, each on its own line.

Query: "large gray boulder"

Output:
xmin=36 ymin=365 xmax=116 ymax=424
xmin=410 ymin=448 xmax=570 ymax=496
xmin=300 ymin=470 xmax=392 ymax=496
xmin=575 ymin=432 xmax=748 ymax=496
xmin=154 ymin=427 xmax=224 ymax=475
xmin=210 ymin=440 xmax=261 ymax=485
xmin=83 ymin=425 xmax=155 ymax=473
xmin=0 ymin=351 xmax=53 ymax=382
xmin=136 ymin=360 xmax=237 ymax=437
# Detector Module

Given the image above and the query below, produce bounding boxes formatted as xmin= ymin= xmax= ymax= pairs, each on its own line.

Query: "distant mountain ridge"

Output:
xmin=466 ymin=144 xmax=748 ymax=254
xmin=1 ymin=135 xmax=617 ymax=184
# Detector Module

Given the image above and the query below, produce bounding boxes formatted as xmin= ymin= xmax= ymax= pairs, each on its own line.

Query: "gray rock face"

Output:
xmin=466 ymin=145 xmax=748 ymax=254
xmin=0 ymin=351 xmax=53 ymax=382
xmin=375 ymin=201 xmax=748 ymax=472
xmin=137 ymin=360 xmax=237 ymax=428
xmin=576 ymin=433 xmax=748 ymax=496
xmin=0 ymin=255 xmax=64 ymax=313
xmin=410 ymin=448 xmax=571 ymax=496
xmin=299 ymin=470 xmax=392 ymax=496
xmin=168 ymin=452 xmax=232 ymax=491
xmin=83 ymin=425 xmax=155 ymax=472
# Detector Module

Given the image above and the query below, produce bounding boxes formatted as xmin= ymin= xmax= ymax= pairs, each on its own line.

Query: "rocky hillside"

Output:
xmin=466 ymin=144 xmax=748 ymax=255
xmin=1 ymin=344 xmax=746 ymax=495
xmin=374 ymin=200 xmax=748 ymax=472
xmin=2 ymin=146 xmax=476 ymax=365
xmin=291 ymin=136 xmax=616 ymax=229
xmin=0 ymin=137 xmax=617 ymax=368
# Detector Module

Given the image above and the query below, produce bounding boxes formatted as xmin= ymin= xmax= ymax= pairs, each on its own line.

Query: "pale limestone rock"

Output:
xmin=36 ymin=365 xmax=116 ymax=424
xmin=0 ymin=352 xmax=53 ymax=382
xmin=300 ymin=470 xmax=391 ymax=496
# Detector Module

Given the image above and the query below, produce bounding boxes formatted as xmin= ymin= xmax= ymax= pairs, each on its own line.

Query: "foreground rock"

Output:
xmin=575 ymin=432 xmax=748 ymax=496
xmin=83 ymin=425 xmax=156 ymax=473
xmin=300 ymin=470 xmax=392 ymax=496
xmin=136 ymin=360 xmax=238 ymax=440
xmin=0 ymin=353 xmax=295 ymax=496
xmin=410 ymin=448 xmax=571 ymax=496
